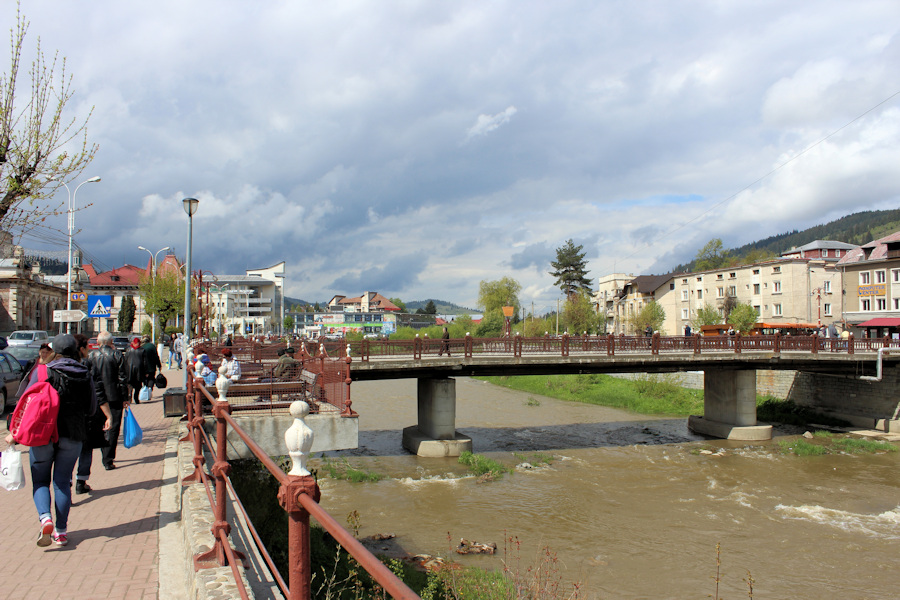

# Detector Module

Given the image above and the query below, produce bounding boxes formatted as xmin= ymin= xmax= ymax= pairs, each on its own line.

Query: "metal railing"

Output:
xmin=182 ymin=373 xmax=419 ymax=599
xmin=349 ymin=332 xmax=900 ymax=361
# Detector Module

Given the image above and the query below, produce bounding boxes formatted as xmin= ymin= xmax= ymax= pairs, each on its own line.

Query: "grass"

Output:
xmin=481 ymin=373 xmax=704 ymax=417
xmin=778 ymin=433 xmax=897 ymax=456
xmin=513 ymin=451 xmax=554 ymax=466
xmin=317 ymin=456 xmax=385 ymax=483
xmin=458 ymin=451 xmax=511 ymax=480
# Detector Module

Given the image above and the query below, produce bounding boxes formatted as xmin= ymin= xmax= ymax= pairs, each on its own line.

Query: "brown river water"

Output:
xmin=310 ymin=378 xmax=900 ymax=599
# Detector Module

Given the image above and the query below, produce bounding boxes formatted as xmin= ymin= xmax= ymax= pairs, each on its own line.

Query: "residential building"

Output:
xmin=613 ymin=274 xmax=674 ymax=335
xmin=836 ymin=231 xmax=900 ymax=338
xmin=0 ymin=243 xmax=67 ymax=333
xmin=594 ymin=273 xmax=635 ymax=334
xmin=781 ymin=240 xmax=856 ymax=261
xmin=207 ymin=262 xmax=285 ymax=337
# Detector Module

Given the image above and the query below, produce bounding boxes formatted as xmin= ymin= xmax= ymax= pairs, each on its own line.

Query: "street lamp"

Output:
xmin=138 ymin=245 xmax=170 ymax=343
xmin=210 ymin=283 xmax=229 ymax=338
xmin=59 ymin=176 xmax=101 ymax=333
xmin=182 ymin=197 xmax=199 ymax=387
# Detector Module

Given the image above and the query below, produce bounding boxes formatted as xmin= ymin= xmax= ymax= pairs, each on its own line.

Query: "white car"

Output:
xmin=7 ymin=330 xmax=50 ymax=348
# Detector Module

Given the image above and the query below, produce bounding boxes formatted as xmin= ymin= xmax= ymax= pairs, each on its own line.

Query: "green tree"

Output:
xmin=550 ymin=239 xmax=592 ymax=298
xmin=389 ymin=297 xmax=406 ymax=312
xmin=694 ymin=303 xmax=722 ymax=327
xmin=562 ymin=292 xmax=597 ymax=335
xmin=283 ymin=315 xmax=294 ymax=331
xmin=727 ymin=302 xmax=759 ymax=333
xmin=138 ymin=272 xmax=187 ymax=336
xmin=475 ymin=309 xmax=504 ymax=337
xmin=0 ymin=3 xmax=97 ymax=234
xmin=477 ymin=277 xmax=522 ymax=315
xmin=424 ymin=300 xmax=437 ymax=315
xmin=117 ymin=295 xmax=136 ymax=333
xmin=630 ymin=301 xmax=665 ymax=334
xmin=694 ymin=238 xmax=729 ymax=271
xmin=453 ymin=314 xmax=474 ymax=334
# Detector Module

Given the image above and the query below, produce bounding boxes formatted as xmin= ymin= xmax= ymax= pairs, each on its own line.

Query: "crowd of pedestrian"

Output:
xmin=3 ymin=330 xmax=174 ymax=549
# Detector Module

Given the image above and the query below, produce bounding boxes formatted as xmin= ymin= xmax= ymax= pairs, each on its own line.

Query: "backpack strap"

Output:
xmin=37 ymin=363 xmax=49 ymax=382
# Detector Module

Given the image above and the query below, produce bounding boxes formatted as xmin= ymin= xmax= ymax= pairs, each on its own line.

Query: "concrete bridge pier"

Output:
xmin=688 ymin=369 xmax=773 ymax=441
xmin=402 ymin=377 xmax=473 ymax=457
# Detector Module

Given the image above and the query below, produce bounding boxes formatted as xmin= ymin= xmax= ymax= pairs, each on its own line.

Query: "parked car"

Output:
xmin=4 ymin=345 xmax=41 ymax=369
xmin=7 ymin=330 xmax=49 ymax=348
xmin=0 ymin=350 xmax=25 ymax=412
xmin=112 ymin=335 xmax=133 ymax=352
xmin=88 ymin=337 xmax=99 ymax=350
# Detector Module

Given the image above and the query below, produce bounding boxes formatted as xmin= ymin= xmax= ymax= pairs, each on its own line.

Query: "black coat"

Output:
xmin=124 ymin=347 xmax=144 ymax=388
xmin=43 ymin=357 xmax=94 ymax=442
xmin=88 ymin=345 xmax=127 ymax=408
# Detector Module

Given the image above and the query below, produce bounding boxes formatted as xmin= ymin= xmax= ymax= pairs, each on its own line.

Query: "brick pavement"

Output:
xmin=0 ymin=366 xmax=187 ymax=600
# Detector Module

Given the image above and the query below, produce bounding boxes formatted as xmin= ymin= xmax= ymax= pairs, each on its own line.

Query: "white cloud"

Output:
xmin=465 ymin=106 xmax=518 ymax=140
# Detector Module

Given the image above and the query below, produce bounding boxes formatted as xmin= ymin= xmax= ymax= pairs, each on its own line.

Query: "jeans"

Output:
xmin=76 ymin=444 xmax=93 ymax=481
xmin=101 ymin=406 xmax=124 ymax=467
xmin=30 ymin=437 xmax=82 ymax=530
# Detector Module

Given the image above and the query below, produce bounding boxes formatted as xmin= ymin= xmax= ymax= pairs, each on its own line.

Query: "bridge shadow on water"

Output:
xmin=339 ymin=418 xmax=707 ymax=458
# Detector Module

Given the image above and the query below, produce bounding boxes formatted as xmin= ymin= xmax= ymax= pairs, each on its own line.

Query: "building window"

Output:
xmin=773 ymin=266 xmax=781 ymax=273
xmin=876 ymin=270 xmax=886 ymax=284
xmin=860 ymin=272 xmax=871 ymax=285
xmin=773 ymin=304 xmax=782 ymax=316
xmin=823 ymin=280 xmax=831 ymax=293
xmin=696 ymin=276 xmax=702 ymax=282
xmin=773 ymin=281 xmax=781 ymax=293
xmin=752 ymin=269 xmax=760 ymax=275
xmin=861 ymin=299 xmax=871 ymax=311
xmin=681 ymin=290 xmax=688 ymax=301
xmin=717 ymin=274 xmax=724 ymax=280
xmin=682 ymin=308 xmax=689 ymax=319
xmin=729 ymin=272 xmax=736 ymax=279
xmin=716 ymin=287 xmax=724 ymax=298
xmin=697 ymin=289 xmax=703 ymax=299
xmin=669 ymin=283 xmax=675 ymax=290
xmin=753 ymin=284 xmax=760 ymax=295
xmin=892 ymin=269 xmax=900 ymax=283
xmin=824 ymin=303 xmax=832 ymax=316
xmin=753 ymin=305 xmax=760 ymax=315
xmin=682 ymin=278 xmax=688 ymax=284
xmin=894 ymin=298 xmax=900 ymax=310
xmin=728 ymin=285 xmax=736 ymax=297
xmin=877 ymin=298 xmax=886 ymax=311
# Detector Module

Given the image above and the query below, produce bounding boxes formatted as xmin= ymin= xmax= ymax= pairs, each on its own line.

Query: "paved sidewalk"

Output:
xmin=0 ymin=366 xmax=188 ymax=600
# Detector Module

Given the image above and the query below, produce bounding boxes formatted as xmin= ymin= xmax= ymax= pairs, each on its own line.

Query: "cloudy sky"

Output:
xmin=12 ymin=1 xmax=900 ymax=312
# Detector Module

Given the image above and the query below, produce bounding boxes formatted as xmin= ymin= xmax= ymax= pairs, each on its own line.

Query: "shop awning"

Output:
xmin=857 ymin=318 xmax=900 ymax=327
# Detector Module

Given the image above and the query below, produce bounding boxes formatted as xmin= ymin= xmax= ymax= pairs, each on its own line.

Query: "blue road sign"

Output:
xmin=88 ymin=295 xmax=112 ymax=318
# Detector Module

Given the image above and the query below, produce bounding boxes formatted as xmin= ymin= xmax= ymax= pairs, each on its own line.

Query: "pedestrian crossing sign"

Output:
xmin=87 ymin=295 xmax=112 ymax=317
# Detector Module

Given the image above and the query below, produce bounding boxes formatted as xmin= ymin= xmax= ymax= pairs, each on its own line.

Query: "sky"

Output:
xmin=10 ymin=0 xmax=900 ymax=313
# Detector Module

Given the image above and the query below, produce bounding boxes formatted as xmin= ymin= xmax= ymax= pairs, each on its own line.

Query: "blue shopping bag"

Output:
xmin=123 ymin=407 xmax=143 ymax=448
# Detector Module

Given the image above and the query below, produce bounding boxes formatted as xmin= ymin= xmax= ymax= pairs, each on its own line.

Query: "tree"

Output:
xmin=694 ymin=303 xmax=722 ymax=327
xmin=138 ymin=271 xmax=187 ymax=335
xmin=727 ymin=302 xmax=759 ymax=333
xmin=630 ymin=301 xmax=665 ymax=334
xmin=0 ymin=4 xmax=97 ymax=235
xmin=477 ymin=277 xmax=521 ymax=315
xmin=283 ymin=315 xmax=294 ymax=332
xmin=694 ymin=238 xmax=729 ymax=271
xmin=424 ymin=300 xmax=437 ymax=315
xmin=117 ymin=295 xmax=136 ymax=332
xmin=389 ymin=297 xmax=406 ymax=312
xmin=475 ymin=309 xmax=504 ymax=337
xmin=562 ymin=292 xmax=597 ymax=335
xmin=550 ymin=239 xmax=592 ymax=298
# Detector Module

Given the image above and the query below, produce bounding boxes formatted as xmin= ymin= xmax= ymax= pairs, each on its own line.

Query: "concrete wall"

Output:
xmin=204 ymin=412 xmax=359 ymax=460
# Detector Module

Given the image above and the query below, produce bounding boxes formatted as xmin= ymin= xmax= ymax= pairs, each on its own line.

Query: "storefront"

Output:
xmin=856 ymin=318 xmax=900 ymax=340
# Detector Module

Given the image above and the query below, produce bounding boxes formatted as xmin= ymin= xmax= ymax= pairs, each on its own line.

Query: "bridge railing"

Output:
xmin=348 ymin=332 xmax=900 ymax=362
xmin=182 ymin=374 xmax=419 ymax=600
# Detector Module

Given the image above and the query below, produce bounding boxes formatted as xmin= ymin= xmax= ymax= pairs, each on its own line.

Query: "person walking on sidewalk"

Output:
xmin=173 ymin=333 xmax=184 ymax=369
xmin=74 ymin=334 xmax=111 ymax=496
xmin=140 ymin=335 xmax=162 ymax=401
xmin=88 ymin=331 xmax=129 ymax=474
xmin=124 ymin=337 xmax=145 ymax=404
xmin=4 ymin=334 xmax=97 ymax=547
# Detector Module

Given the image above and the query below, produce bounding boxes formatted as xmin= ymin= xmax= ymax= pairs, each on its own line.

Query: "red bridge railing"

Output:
xmin=182 ymin=374 xmax=419 ymax=599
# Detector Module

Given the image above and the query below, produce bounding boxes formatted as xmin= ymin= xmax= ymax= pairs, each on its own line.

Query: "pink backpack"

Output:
xmin=9 ymin=364 xmax=60 ymax=447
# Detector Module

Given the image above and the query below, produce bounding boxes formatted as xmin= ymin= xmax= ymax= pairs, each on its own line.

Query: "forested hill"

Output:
xmin=671 ymin=208 xmax=900 ymax=273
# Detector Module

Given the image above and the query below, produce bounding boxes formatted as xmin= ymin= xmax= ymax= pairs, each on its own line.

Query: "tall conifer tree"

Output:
xmin=550 ymin=239 xmax=592 ymax=299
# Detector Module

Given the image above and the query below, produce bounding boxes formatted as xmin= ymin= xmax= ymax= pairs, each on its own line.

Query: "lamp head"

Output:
xmin=86 ymin=176 xmax=101 ymax=183
xmin=182 ymin=197 xmax=199 ymax=216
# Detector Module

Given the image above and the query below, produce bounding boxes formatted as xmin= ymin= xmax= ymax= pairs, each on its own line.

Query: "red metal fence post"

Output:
xmin=278 ymin=476 xmax=321 ymax=600
xmin=182 ymin=375 xmax=206 ymax=485
xmin=651 ymin=332 xmax=659 ymax=355
xmin=194 ymin=399 xmax=247 ymax=570
xmin=734 ymin=333 xmax=742 ymax=354
xmin=465 ymin=332 xmax=473 ymax=358
xmin=848 ymin=334 xmax=855 ymax=355
xmin=607 ymin=333 xmax=615 ymax=356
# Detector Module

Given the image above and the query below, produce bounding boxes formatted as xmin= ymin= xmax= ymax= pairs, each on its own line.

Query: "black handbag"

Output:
xmin=155 ymin=373 xmax=168 ymax=389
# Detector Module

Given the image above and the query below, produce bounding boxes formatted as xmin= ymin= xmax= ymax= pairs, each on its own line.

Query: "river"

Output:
xmin=311 ymin=377 xmax=900 ymax=599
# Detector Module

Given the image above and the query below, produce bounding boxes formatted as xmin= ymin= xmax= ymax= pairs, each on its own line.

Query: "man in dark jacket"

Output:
xmin=124 ymin=337 xmax=144 ymax=403
xmin=89 ymin=331 xmax=128 ymax=472
xmin=140 ymin=335 xmax=162 ymax=401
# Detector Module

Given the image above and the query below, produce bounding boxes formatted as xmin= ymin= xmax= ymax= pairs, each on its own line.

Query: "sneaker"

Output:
xmin=52 ymin=531 xmax=68 ymax=546
xmin=75 ymin=481 xmax=92 ymax=494
xmin=37 ymin=519 xmax=53 ymax=547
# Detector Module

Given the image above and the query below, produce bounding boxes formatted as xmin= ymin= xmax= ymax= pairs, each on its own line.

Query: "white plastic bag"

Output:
xmin=139 ymin=385 xmax=151 ymax=402
xmin=1 ymin=446 xmax=25 ymax=491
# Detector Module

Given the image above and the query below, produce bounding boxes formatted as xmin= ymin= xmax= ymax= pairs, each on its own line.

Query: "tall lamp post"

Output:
xmin=182 ymin=198 xmax=199 ymax=387
xmin=210 ymin=283 xmax=229 ymax=339
xmin=138 ymin=245 xmax=170 ymax=343
xmin=60 ymin=176 xmax=101 ymax=333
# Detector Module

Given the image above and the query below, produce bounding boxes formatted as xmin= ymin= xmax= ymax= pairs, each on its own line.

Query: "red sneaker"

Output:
xmin=37 ymin=519 xmax=53 ymax=547
xmin=52 ymin=531 xmax=68 ymax=546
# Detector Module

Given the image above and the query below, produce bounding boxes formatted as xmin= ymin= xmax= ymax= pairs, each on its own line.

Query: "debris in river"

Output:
xmin=456 ymin=538 xmax=498 ymax=555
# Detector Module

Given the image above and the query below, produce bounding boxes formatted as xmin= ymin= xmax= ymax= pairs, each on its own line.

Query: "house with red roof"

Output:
xmin=837 ymin=230 xmax=900 ymax=337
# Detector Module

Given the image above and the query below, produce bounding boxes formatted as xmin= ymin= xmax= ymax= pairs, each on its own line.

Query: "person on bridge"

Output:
xmin=439 ymin=327 xmax=451 ymax=356
xmin=220 ymin=348 xmax=241 ymax=382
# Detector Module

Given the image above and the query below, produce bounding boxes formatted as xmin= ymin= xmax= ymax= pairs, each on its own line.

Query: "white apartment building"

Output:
xmin=207 ymin=262 xmax=285 ymax=336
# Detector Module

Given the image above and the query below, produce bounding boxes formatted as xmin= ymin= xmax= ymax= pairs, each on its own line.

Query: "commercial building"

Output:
xmin=205 ymin=262 xmax=286 ymax=337
xmin=836 ymin=230 xmax=900 ymax=338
